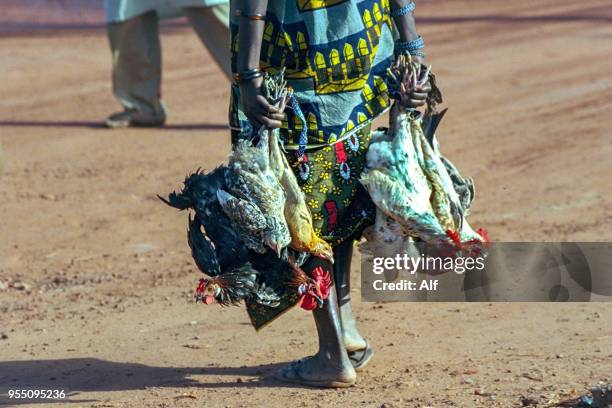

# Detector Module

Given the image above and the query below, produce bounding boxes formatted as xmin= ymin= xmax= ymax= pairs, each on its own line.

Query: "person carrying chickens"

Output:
xmin=230 ymin=0 xmax=431 ymax=387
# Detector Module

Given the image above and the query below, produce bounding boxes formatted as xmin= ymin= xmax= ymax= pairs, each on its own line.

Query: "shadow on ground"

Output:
xmin=0 ymin=358 xmax=301 ymax=405
xmin=0 ymin=121 xmax=227 ymax=131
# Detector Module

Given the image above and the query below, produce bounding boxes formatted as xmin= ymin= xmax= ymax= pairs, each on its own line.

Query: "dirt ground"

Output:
xmin=1 ymin=1 xmax=612 ymax=407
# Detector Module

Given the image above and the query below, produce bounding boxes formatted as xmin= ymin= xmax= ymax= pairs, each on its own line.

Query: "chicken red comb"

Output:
xmin=311 ymin=266 xmax=331 ymax=299
xmin=195 ymin=278 xmax=206 ymax=294
xmin=297 ymin=266 xmax=332 ymax=311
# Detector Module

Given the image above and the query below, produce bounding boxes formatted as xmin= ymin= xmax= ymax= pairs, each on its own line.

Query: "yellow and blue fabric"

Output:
xmin=229 ymin=0 xmax=396 ymax=329
xmin=229 ymin=0 xmax=395 ymax=152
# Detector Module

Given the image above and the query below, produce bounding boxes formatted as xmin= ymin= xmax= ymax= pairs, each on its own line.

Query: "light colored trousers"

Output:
xmin=107 ymin=4 xmax=230 ymax=118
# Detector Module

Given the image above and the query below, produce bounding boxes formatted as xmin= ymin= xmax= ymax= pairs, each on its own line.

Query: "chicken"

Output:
xmin=360 ymin=54 xmax=486 ymax=255
xmin=224 ymin=136 xmax=290 ymax=256
xmin=222 ymin=76 xmax=291 ymax=257
xmin=286 ymin=260 xmax=331 ymax=310
xmin=422 ymin=108 xmax=476 ymax=215
xmin=195 ymin=263 xmax=281 ymax=307
xmin=188 ymin=215 xmax=221 ymax=276
xmin=216 ymin=188 xmax=268 ymax=254
xmin=258 ymin=72 xmax=334 ymax=262
xmin=162 ymin=177 xmax=285 ymax=308
xmin=159 ymin=167 xmax=251 ymax=274
xmin=268 ymin=125 xmax=334 ymax=262
xmin=163 ymin=172 xmax=333 ymax=310
xmin=161 ymin=70 xmax=337 ymax=312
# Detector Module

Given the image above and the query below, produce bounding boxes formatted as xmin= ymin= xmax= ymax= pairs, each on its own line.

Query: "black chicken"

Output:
xmin=159 ymin=167 xmax=249 ymax=273
xmin=160 ymin=166 xmax=308 ymax=309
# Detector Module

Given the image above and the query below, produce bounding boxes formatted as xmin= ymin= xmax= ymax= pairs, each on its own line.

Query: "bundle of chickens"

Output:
xmin=160 ymin=71 xmax=334 ymax=312
xmin=360 ymin=54 xmax=488 ymax=263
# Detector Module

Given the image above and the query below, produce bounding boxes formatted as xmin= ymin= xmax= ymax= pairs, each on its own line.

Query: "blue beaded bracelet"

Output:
xmin=391 ymin=1 xmax=415 ymax=17
xmin=409 ymin=50 xmax=426 ymax=58
xmin=395 ymin=36 xmax=425 ymax=52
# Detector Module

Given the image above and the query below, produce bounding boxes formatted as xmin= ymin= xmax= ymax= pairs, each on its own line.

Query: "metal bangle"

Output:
xmin=395 ymin=36 xmax=425 ymax=52
xmin=391 ymin=1 xmax=415 ymax=17
xmin=235 ymin=9 xmax=266 ymax=21
xmin=233 ymin=68 xmax=264 ymax=83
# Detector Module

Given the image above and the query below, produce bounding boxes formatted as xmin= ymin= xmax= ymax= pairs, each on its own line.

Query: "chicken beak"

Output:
xmin=272 ymin=243 xmax=283 ymax=258
xmin=315 ymin=295 xmax=325 ymax=308
xmin=314 ymin=251 xmax=335 ymax=264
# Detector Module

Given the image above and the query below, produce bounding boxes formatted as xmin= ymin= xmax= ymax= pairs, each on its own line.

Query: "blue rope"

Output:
xmin=288 ymin=94 xmax=308 ymax=160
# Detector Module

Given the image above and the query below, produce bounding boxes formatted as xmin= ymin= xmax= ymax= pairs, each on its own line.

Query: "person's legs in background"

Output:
xmin=106 ymin=11 xmax=166 ymax=128
xmin=182 ymin=4 xmax=232 ymax=79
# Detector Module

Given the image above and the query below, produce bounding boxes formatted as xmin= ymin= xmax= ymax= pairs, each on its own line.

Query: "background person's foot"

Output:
xmin=105 ymin=110 xmax=165 ymax=129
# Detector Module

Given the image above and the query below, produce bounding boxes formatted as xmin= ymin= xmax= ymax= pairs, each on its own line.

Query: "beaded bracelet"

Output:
xmin=391 ymin=1 xmax=415 ymax=18
xmin=235 ymin=9 xmax=266 ymax=21
xmin=409 ymin=50 xmax=426 ymax=58
xmin=233 ymin=68 xmax=264 ymax=83
xmin=395 ymin=35 xmax=425 ymax=52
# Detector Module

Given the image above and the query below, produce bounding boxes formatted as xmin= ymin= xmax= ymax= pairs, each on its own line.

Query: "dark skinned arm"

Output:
xmin=235 ymin=0 xmax=284 ymax=128
xmin=390 ymin=0 xmax=431 ymax=107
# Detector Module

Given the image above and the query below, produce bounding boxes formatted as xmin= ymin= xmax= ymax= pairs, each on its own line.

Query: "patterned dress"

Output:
xmin=229 ymin=0 xmax=395 ymax=328
xmin=230 ymin=0 xmax=394 ymax=243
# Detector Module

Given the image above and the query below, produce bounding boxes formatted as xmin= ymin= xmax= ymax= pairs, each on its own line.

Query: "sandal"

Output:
xmin=347 ymin=341 xmax=374 ymax=371
xmin=274 ymin=359 xmax=355 ymax=388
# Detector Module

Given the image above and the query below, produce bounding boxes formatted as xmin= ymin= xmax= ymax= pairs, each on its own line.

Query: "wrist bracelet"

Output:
xmin=395 ymin=35 xmax=425 ymax=52
xmin=234 ymin=68 xmax=264 ymax=83
xmin=235 ymin=9 xmax=266 ymax=21
xmin=391 ymin=1 xmax=415 ymax=17
xmin=394 ymin=49 xmax=426 ymax=59
xmin=409 ymin=50 xmax=426 ymax=58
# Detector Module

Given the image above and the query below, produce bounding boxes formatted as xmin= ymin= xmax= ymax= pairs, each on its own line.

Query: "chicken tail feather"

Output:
xmin=187 ymin=215 xmax=222 ymax=276
xmin=157 ymin=192 xmax=192 ymax=210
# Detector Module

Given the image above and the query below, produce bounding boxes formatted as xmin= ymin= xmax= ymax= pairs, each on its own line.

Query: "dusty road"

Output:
xmin=1 ymin=0 xmax=612 ymax=407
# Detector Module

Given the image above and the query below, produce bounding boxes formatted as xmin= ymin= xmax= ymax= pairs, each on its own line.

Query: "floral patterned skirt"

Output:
xmin=286 ymin=125 xmax=376 ymax=247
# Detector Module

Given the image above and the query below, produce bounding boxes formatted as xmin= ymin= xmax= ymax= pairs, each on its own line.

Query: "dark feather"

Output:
xmin=422 ymin=108 xmax=448 ymax=147
xmin=157 ymin=192 xmax=191 ymax=210
xmin=213 ymin=263 xmax=259 ymax=306
xmin=187 ymin=215 xmax=221 ymax=276
xmin=208 ymin=264 xmax=282 ymax=307
xmin=165 ymin=167 xmax=251 ymax=272
xmin=425 ymin=71 xmax=443 ymax=114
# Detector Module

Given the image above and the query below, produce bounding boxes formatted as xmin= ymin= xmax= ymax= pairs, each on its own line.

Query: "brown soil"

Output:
xmin=1 ymin=1 xmax=611 ymax=407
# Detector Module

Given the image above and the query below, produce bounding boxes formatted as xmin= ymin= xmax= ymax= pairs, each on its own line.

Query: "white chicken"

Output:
xmin=360 ymin=55 xmax=487 ymax=259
